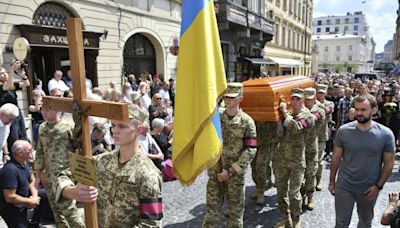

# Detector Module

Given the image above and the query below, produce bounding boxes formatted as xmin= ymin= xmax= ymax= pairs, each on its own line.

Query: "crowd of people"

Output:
xmin=0 ymin=59 xmax=400 ymax=228
xmin=0 ymin=61 xmax=176 ymax=227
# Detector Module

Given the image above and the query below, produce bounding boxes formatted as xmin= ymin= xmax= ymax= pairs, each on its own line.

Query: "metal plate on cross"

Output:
xmin=69 ymin=152 xmax=97 ymax=187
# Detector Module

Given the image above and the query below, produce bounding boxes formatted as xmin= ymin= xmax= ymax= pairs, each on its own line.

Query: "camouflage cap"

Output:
xmin=128 ymin=103 xmax=148 ymax=122
xmin=291 ymin=88 xmax=304 ymax=98
xmin=304 ymin=87 xmax=316 ymax=99
xmin=316 ymin=84 xmax=328 ymax=93
xmin=224 ymin=82 xmax=243 ymax=97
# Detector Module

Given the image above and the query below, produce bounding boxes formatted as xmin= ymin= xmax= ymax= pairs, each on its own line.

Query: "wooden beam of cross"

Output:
xmin=42 ymin=18 xmax=129 ymax=228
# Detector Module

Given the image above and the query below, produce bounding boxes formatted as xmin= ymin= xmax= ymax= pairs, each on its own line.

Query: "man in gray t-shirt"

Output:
xmin=329 ymin=94 xmax=395 ymax=228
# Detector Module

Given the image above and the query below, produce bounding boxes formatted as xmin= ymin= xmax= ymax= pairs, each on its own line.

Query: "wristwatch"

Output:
xmin=375 ymin=184 xmax=383 ymax=190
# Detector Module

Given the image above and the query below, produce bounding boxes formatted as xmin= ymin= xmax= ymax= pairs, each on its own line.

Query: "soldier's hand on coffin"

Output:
xmin=64 ymin=183 xmax=98 ymax=203
xmin=279 ymin=102 xmax=287 ymax=112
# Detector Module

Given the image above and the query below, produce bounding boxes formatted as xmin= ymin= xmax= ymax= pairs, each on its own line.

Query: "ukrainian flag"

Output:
xmin=172 ymin=0 xmax=227 ymax=185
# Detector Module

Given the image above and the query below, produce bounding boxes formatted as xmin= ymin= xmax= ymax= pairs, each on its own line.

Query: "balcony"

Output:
xmin=214 ymin=0 xmax=274 ymax=40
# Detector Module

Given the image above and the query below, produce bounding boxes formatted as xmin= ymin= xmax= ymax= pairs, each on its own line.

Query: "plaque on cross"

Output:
xmin=42 ymin=18 xmax=128 ymax=228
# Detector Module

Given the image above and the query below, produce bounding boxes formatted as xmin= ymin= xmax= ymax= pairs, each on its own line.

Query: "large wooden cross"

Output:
xmin=42 ymin=18 xmax=129 ymax=228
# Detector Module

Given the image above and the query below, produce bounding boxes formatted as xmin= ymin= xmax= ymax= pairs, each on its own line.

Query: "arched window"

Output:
xmin=32 ymin=2 xmax=76 ymax=28
xmin=123 ymin=34 xmax=156 ymax=76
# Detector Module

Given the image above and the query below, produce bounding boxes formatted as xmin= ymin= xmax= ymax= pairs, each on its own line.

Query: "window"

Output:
xmin=348 ymin=55 xmax=352 ymax=61
xmin=344 ymin=26 xmax=349 ymax=33
xmin=354 ymin=17 xmax=359 ymax=23
xmin=336 ymin=56 xmax=340 ymax=62
xmin=281 ymin=26 xmax=286 ymax=47
xmin=283 ymin=0 xmax=287 ymax=10
xmin=345 ymin=18 xmax=349 ymax=24
xmin=349 ymin=45 xmax=352 ymax=51
xmin=288 ymin=29 xmax=291 ymax=48
xmin=276 ymin=0 xmax=280 ymax=6
xmin=335 ymin=18 xmax=340 ymax=24
xmin=326 ymin=19 xmax=331 ymax=25
xmin=353 ymin=25 xmax=358 ymax=31
xmin=317 ymin=27 xmax=321 ymax=33
xmin=353 ymin=32 xmax=358 ymax=35
xmin=324 ymin=46 xmax=328 ymax=52
xmin=336 ymin=45 xmax=340 ymax=51
xmin=275 ymin=23 xmax=280 ymax=45
xmin=294 ymin=0 xmax=297 ymax=17
xmin=335 ymin=26 xmax=339 ymax=33
xmin=250 ymin=0 xmax=260 ymax=13
xmin=317 ymin=20 xmax=322 ymax=25
xmin=325 ymin=27 xmax=330 ymax=32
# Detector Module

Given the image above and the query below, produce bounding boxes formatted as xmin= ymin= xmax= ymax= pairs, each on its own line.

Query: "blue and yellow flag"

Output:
xmin=172 ymin=0 xmax=227 ymax=185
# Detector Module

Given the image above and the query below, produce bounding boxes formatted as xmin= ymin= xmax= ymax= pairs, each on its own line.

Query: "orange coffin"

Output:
xmin=241 ymin=76 xmax=314 ymax=122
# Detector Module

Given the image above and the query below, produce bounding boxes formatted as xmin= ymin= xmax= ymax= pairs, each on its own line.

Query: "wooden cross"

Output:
xmin=42 ymin=18 xmax=129 ymax=228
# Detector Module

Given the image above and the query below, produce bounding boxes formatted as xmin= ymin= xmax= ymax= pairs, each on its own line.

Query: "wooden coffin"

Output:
xmin=241 ymin=75 xmax=314 ymax=122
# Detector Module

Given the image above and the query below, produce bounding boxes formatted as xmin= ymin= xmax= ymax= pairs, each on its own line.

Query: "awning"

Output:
xmin=268 ymin=57 xmax=302 ymax=67
xmin=242 ymin=57 xmax=275 ymax=65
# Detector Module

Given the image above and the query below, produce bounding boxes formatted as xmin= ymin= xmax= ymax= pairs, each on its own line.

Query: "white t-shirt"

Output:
xmin=48 ymin=78 xmax=70 ymax=93
xmin=159 ymin=89 xmax=170 ymax=101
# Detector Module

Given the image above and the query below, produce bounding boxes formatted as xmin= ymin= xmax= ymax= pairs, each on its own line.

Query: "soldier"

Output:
xmin=202 ymin=83 xmax=257 ymax=228
xmin=273 ymin=88 xmax=314 ymax=228
xmin=302 ymin=88 xmax=326 ymax=210
xmin=55 ymin=104 xmax=163 ymax=227
xmin=251 ymin=121 xmax=282 ymax=204
xmin=315 ymin=84 xmax=334 ymax=191
xmin=34 ymin=106 xmax=85 ymax=228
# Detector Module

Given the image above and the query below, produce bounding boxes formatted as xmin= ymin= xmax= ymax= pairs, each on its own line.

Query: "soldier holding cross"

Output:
xmin=54 ymin=104 xmax=163 ymax=227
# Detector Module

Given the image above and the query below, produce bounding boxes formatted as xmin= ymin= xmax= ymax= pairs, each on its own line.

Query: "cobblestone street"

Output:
xmin=163 ymin=158 xmax=400 ymax=228
xmin=0 ymin=158 xmax=398 ymax=228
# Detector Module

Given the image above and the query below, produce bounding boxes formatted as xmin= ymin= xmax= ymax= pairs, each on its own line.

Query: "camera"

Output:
xmin=20 ymin=61 xmax=29 ymax=70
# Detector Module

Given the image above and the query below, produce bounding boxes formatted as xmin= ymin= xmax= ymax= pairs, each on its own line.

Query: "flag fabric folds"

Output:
xmin=172 ymin=0 xmax=227 ymax=185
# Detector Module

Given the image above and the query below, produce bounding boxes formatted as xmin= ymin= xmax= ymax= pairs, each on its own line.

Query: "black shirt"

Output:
xmin=0 ymin=82 xmax=21 ymax=107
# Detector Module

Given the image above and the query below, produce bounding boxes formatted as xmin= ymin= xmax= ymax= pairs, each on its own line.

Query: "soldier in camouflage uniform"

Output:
xmin=315 ymin=84 xmax=334 ymax=191
xmin=55 ymin=103 xmax=163 ymax=227
xmin=302 ymin=88 xmax=326 ymax=210
xmin=34 ymin=106 xmax=85 ymax=228
xmin=203 ymin=83 xmax=257 ymax=228
xmin=251 ymin=121 xmax=282 ymax=204
xmin=273 ymin=88 xmax=315 ymax=228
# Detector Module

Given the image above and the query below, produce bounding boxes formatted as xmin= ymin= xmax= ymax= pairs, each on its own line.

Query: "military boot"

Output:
xmin=307 ymin=193 xmax=316 ymax=210
xmin=316 ymin=176 xmax=323 ymax=191
xmin=292 ymin=216 xmax=301 ymax=228
xmin=274 ymin=217 xmax=292 ymax=228
xmin=256 ymin=190 xmax=265 ymax=205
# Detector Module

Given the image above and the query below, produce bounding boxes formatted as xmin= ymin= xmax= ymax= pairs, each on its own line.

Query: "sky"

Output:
xmin=313 ymin=0 xmax=397 ymax=53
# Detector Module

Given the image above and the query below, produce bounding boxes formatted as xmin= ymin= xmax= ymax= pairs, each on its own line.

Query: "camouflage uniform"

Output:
xmin=272 ymin=88 xmax=314 ymax=226
xmin=35 ymin=119 xmax=85 ymax=228
xmin=303 ymin=90 xmax=326 ymax=196
xmin=56 ymin=149 xmax=163 ymax=228
xmin=315 ymin=84 xmax=334 ymax=189
xmin=251 ymin=121 xmax=280 ymax=201
xmin=203 ymin=83 xmax=257 ymax=228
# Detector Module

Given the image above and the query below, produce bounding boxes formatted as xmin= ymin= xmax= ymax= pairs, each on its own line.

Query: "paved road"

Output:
xmin=0 ymin=158 xmax=398 ymax=227
xmin=163 ymin=158 xmax=400 ymax=228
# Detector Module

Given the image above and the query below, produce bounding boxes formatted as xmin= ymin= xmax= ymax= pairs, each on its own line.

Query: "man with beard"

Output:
xmin=329 ymin=94 xmax=396 ymax=228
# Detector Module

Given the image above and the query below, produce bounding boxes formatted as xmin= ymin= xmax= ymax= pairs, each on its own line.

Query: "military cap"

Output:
xmin=291 ymin=88 xmax=304 ymax=98
xmin=384 ymin=102 xmax=397 ymax=108
xmin=304 ymin=88 xmax=316 ymax=99
xmin=128 ymin=103 xmax=148 ymax=122
xmin=316 ymin=84 xmax=328 ymax=93
xmin=224 ymin=82 xmax=243 ymax=97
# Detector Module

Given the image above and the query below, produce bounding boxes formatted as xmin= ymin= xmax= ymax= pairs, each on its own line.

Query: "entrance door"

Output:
xmin=30 ymin=47 xmax=98 ymax=95
xmin=123 ymin=34 xmax=156 ymax=77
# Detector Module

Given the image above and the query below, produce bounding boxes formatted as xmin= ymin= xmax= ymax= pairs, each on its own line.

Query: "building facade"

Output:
xmin=0 ymin=0 xmax=181 ymax=111
xmin=312 ymin=34 xmax=367 ymax=73
xmin=215 ymin=0 xmax=274 ymax=82
xmin=393 ymin=0 xmax=400 ymax=64
xmin=312 ymin=11 xmax=375 ymax=72
xmin=263 ymin=0 xmax=313 ymax=77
